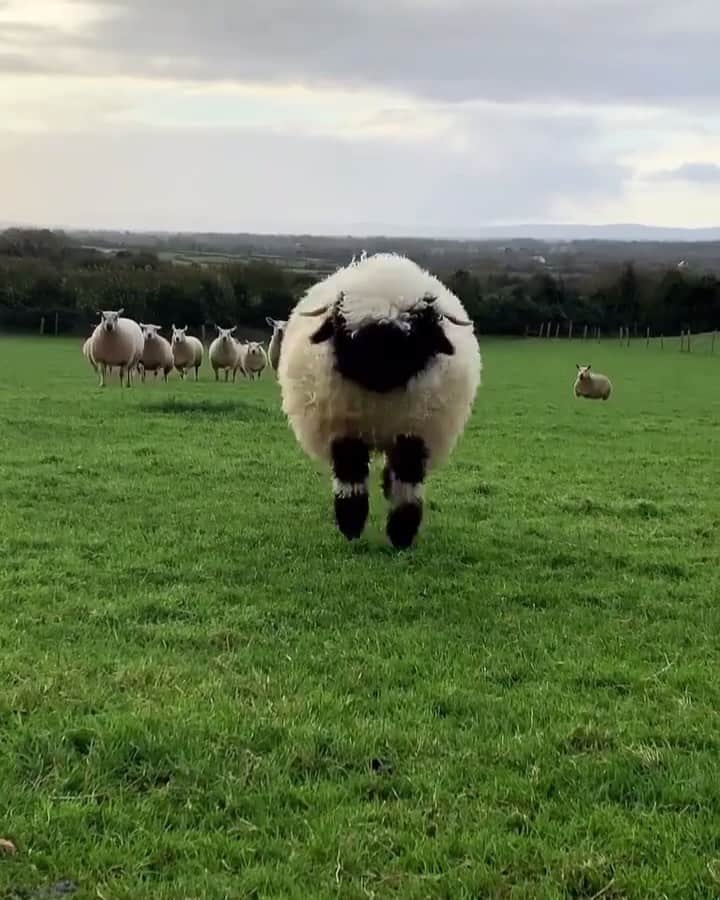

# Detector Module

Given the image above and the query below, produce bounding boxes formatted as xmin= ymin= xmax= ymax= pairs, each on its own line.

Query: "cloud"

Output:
xmin=648 ymin=162 xmax=720 ymax=184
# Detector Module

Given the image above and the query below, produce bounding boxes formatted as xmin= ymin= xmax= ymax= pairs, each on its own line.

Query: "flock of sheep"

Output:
xmin=80 ymin=253 xmax=612 ymax=548
xmin=82 ymin=315 xmax=287 ymax=387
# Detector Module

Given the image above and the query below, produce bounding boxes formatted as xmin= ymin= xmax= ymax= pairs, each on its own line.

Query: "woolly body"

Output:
xmin=278 ymin=253 xmax=482 ymax=469
xmin=266 ymin=318 xmax=287 ymax=373
xmin=171 ymin=328 xmax=204 ymax=379
xmin=574 ymin=365 xmax=612 ymax=400
xmin=241 ymin=342 xmax=267 ymax=379
xmin=209 ymin=328 xmax=239 ymax=380
xmin=140 ymin=325 xmax=174 ymax=381
xmin=90 ymin=311 xmax=144 ymax=387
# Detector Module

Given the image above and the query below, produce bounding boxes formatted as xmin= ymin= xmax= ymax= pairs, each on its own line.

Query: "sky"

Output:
xmin=2 ymin=0 xmax=720 ymax=235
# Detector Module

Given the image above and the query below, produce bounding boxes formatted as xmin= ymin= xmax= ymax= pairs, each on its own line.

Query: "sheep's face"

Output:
xmin=246 ymin=342 xmax=263 ymax=361
xmin=142 ymin=324 xmax=161 ymax=342
xmin=304 ymin=293 xmax=471 ymax=393
xmin=217 ymin=326 xmax=236 ymax=344
xmin=100 ymin=309 xmax=124 ymax=334
xmin=576 ymin=364 xmax=592 ymax=382
xmin=171 ymin=326 xmax=188 ymax=346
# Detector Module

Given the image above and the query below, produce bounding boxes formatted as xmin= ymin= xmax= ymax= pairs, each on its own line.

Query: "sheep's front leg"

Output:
xmin=384 ymin=435 xmax=427 ymax=549
xmin=330 ymin=437 xmax=369 ymax=540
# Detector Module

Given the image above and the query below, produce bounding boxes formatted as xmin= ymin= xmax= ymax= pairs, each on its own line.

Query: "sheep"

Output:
xmin=277 ymin=252 xmax=482 ymax=549
xmin=209 ymin=326 xmax=240 ymax=381
xmin=574 ymin=364 xmax=611 ymax=400
xmin=171 ymin=326 xmax=204 ymax=380
xmin=266 ymin=317 xmax=287 ymax=374
xmin=139 ymin=324 xmax=174 ymax=383
xmin=82 ymin=336 xmax=97 ymax=373
xmin=89 ymin=308 xmax=144 ymax=387
xmin=242 ymin=342 xmax=267 ymax=380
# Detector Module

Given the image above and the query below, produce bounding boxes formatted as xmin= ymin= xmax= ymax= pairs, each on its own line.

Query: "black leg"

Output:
xmin=330 ymin=437 xmax=370 ymax=540
xmin=385 ymin=435 xmax=427 ymax=549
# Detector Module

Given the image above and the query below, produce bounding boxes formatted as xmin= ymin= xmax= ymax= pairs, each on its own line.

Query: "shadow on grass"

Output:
xmin=140 ymin=398 xmax=269 ymax=418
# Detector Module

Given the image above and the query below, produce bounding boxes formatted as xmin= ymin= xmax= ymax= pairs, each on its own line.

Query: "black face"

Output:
xmin=311 ymin=303 xmax=454 ymax=393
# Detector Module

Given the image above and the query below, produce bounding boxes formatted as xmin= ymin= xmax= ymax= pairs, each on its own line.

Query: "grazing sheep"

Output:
xmin=171 ymin=326 xmax=204 ymax=380
xmin=574 ymin=364 xmax=611 ymax=400
xmin=89 ymin=309 xmax=144 ymax=388
xmin=139 ymin=324 xmax=174 ymax=383
xmin=242 ymin=342 xmax=267 ymax=380
xmin=266 ymin=317 xmax=287 ymax=374
xmin=209 ymin=326 xmax=240 ymax=381
xmin=277 ymin=252 xmax=482 ymax=548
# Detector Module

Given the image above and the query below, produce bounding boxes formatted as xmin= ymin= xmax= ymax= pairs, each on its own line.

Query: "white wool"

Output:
xmin=209 ymin=329 xmax=240 ymax=376
xmin=243 ymin=342 xmax=267 ymax=375
xmin=278 ymin=253 xmax=482 ymax=468
xmin=82 ymin=337 xmax=97 ymax=372
xmin=140 ymin=325 xmax=174 ymax=375
xmin=90 ymin=317 xmax=144 ymax=370
xmin=574 ymin=366 xmax=612 ymax=401
xmin=266 ymin=318 xmax=287 ymax=373
xmin=171 ymin=330 xmax=204 ymax=370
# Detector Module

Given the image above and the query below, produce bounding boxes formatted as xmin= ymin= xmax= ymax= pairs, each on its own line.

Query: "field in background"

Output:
xmin=1 ymin=337 xmax=719 ymax=899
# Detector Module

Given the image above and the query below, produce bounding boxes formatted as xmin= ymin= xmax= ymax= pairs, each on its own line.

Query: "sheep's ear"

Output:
xmin=230 ymin=325 xmax=237 ymax=334
xmin=443 ymin=313 xmax=473 ymax=327
xmin=118 ymin=308 xmax=124 ymax=316
xmin=300 ymin=304 xmax=330 ymax=318
xmin=266 ymin=317 xmax=276 ymax=328
xmin=310 ymin=318 xmax=335 ymax=344
xmin=576 ymin=363 xmax=580 ymax=369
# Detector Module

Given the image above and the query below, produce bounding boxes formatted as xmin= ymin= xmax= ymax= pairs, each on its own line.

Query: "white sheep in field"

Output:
xmin=574 ymin=364 xmax=612 ymax=400
xmin=82 ymin=336 xmax=97 ymax=372
xmin=89 ymin=309 xmax=144 ymax=387
xmin=209 ymin=326 xmax=240 ymax=381
xmin=277 ymin=252 xmax=482 ymax=548
xmin=139 ymin=324 xmax=174 ymax=383
xmin=266 ymin=317 xmax=287 ymax=374
xmin=171 ymin=326 xmax=204 ymax=380
xmin=237 ymin=341 xmax=267 ymax=380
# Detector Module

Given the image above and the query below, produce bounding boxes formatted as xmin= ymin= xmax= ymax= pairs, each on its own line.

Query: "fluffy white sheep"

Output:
xmin=266 ymin=317 xmax=287 ymax=374
xmin=209 ymin=326 xmax=240 ymax=381
xmin=82 ymin=336 xmax=97 ymax=373
xmin=89 ymin=308 xmax=144 ymax=387
xmin=171 ymin=326 xmax=204 ymax=380
xmin=139 ymin=324 xmax=174 ymax=383
xmin=242 ymin=342 xmax=267 ymax=380
xmin=574 ymin=364 xmax=611 ymax=400
xmin=277 ymin=252 xmax=482 ymax=548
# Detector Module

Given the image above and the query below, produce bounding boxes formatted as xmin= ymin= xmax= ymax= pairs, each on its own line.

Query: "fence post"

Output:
xmin=555 ymin=322 xmax=560 ymax=339
xmin=661 ymin=333 xmax=664 ymax=350
xmin=539 ymin=322 xmax=545 ymax=338
xmin=713 ymin=331 xmax=717 ymax=353
xmin=597 ymin=327 xmax=602 ymax=342
xmin=680 ymin=330 xmax=685 ymax=352
xmin=583 ymin=324 xmax=588 ymax=340
xmin=547 ymin=321 xmax=552 ymax=338
xmin=646 ymin=326 xmax=650 ymax=347
xmin=687 ymin=328 xmax=692 ymax=352
xmin=568 ymin=321 xmax=573 ymax=340
xmin=619 ymin=326 xmax=623 ymax=346
xmin=627 ymin=326 xmax=631 ymax=347
xmin=524 ymin=324 xmax=529 ymax=338
xmin=40 ymin=316 xmax=45 ymax=335
xmin=201 ymin=324 xmax=206 ymax=344
xmin=54 ymin=312 xmax=59 ymax=335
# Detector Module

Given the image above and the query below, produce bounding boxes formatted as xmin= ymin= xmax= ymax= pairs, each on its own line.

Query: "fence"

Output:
xmin=525 ymin=321 xmax=718 ymax=354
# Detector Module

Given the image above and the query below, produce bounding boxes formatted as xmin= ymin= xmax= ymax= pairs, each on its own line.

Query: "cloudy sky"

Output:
xmin=2 ymin=0 xmax=720 ymax=234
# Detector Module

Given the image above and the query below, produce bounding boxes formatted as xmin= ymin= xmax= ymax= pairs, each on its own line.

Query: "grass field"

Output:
xmin=1 ymin=336 xmax=719 ymax=899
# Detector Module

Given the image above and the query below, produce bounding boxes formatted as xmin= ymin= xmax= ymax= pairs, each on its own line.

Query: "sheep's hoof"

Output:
xmin=387 ymin=503 xmax=422 ymax=549
xmin=334 ymin=494 xmax=368 ymax=540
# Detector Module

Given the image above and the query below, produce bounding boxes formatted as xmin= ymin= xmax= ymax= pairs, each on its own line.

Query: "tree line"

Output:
xmin=1 ymin=229 xmax=718 ymax=337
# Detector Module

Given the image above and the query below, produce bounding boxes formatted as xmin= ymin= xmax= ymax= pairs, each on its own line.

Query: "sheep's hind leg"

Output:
xmin=385 ymin=435 xmax=427 ymax=549
xmin=330 ymin=437 xmax=370 ymax=540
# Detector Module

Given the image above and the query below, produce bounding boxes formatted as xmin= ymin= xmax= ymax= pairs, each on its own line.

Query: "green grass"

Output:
xmin=1 ymin=336 xmax=719 ymax=899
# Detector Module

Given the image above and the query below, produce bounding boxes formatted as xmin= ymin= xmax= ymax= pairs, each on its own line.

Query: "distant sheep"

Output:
xmin=171 ymin=326 xmax=204 ymax=380
xmin=278 ymin=253 xmax=481 ymax=548
xmin=266 ymin=317 xmax=287 ymax=374
xmin=139 ymin=324 xmax=174 ymax=383
xmin=240 ymin=342 xmax=267 ymax=380
xmin=574 ymin=364 xmax=611 ymax=401
xmin=89 ymin=309 xmax=144 ymax=387
xmin=209 ymin=326 xmax=240 ymax=381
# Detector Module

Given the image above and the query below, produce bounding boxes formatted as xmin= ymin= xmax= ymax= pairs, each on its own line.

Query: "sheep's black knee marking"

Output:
xmin=331 ymin=437 xmax=369 ymax=540
xmin=385 ymin=435 xmax=428 ymax=549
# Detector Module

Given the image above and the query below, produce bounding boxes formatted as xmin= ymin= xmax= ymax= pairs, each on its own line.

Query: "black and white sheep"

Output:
xmin=277 ymin=253 xmax=482 ymax=548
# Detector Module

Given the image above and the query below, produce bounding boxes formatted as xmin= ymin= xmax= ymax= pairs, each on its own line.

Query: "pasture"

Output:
xmin=1 ymin=336 xmax=719 ymax=899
